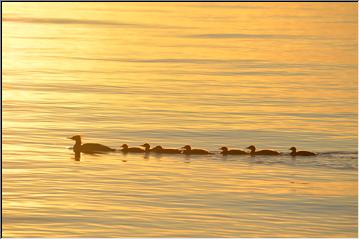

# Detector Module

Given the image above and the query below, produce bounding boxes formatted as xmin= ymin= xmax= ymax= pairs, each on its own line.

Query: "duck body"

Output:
xmin=289 ymin=147 xmax=316 ymax=156
xmin=181 ymin=145 xmax=211 ymax=155
xmin=152 ymin=145 xmax=182 ymax=154
xmin=247 ymin=145 xmax=279 ymax=156
xmin=80 ymin=143 xmax=115 ymax=153
xmin=69 ymin=135 xmax=115 ymax=154
xmin=220 ymin=147 xmax=247 ymax=155
xmin=121 ymin=144 xmax=145 ymax=153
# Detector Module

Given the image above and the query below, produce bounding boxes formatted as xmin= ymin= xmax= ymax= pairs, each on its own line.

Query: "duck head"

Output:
xmin=181 ymin=145 xmax=191 ymax=151
xmin=219 ymin=146 xmax=228 ymax=152
xmin=141 ymin=143 xmax=151 ymax=150
xmin=153 ymin=145 xmax=163 ymax=151
xmin=246 ymin=145 xmax=256 ymax=154
xmin=246 ymin=145 xmax=256 ymax=152
xmin=121 ymin=144 xmax=128 ymax=149
xmin=69 ymin=135 xmax=82 ymax=144
xmin=69 ymin=135 xmax=81 ymax=141
xmin=289 ymin=147 xmax=296 ymax=152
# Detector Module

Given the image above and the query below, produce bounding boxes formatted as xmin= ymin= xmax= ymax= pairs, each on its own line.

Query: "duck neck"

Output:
xmin=250 ymin=148 xmax=255 ymax=154
xmin=73 ymin=139 xmax=81 ymax=152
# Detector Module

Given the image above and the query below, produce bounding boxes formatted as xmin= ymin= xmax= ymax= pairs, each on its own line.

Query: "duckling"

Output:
xmin=246 ymin=145 xmax=279 ymax=156
xmin=140 ymin=143 xmax=153 ymax=153
xmin=289 ymin=147 xmax=316 ymax=156
xmin=152 ymin=145 xmax=182 ymax=154
xmin=181 ymin=145 xmax=211 ymax=155
xmin=220 ymin=146 xmax=247 ymax=155
xmin=69 ymin=135 xmax=115 ymax=154
xmin=120 ymin=144 xmax=145 ymax=153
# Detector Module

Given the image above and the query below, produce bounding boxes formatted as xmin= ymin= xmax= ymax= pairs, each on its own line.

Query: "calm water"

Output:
xmin=2 ymin=2 xmax=358 ymax=237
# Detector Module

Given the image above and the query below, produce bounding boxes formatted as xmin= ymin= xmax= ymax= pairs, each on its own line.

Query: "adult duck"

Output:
xmin=289 ymin=147 xmax=316 ymax=156
xmin=181 ymin=145 xmax=211 ymax=155
xmin=246 ymin=145 xmax=279 ymax=156
xmin=220 ymin=146 xmax=247 ymax=155
xmin=69 ymin=135 xmax=115 ymax=154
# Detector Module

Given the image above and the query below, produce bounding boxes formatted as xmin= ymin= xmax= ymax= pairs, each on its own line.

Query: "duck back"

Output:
xmin=81 ymin=143 xmax=115 ymax=153
xmin=294 ymin=151 xmax=316 ymax=156
xmin=122 ymin=147 xmax=145 ymax=153
xmin=227 ymin=149 xmax=247 ymax=155
xmin=183 ymin=149 xmax=210 ymax=155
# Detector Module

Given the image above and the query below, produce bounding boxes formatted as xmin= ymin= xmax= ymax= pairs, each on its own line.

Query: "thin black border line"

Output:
xmin=1 ymin=0 xmax=3 ymax=238
xmin=0 ymin=0 xmax=358 ymax=238
xmin=1 ymin=1 xmax=359 ymax=2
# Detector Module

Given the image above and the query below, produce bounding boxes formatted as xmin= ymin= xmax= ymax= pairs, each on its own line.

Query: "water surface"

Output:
xmin=2 ymin=2 xmax=358 ymax=237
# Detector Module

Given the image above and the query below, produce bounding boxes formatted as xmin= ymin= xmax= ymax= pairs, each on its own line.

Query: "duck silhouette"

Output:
xmin=69 ymin=135 xmax=115 ymax=154
xmin=152 ymin=145 xmax=182 ymax=154
xmin=246 ymin=145 xmax=279 ymax=156
xmin=289 ymin=147 xmax=316 ymax=156
xmin=181 ymin=145 xmax=211 ymax=155
xmin=220 ymin=146 xmax=247 ymax=155
xmin=121 ymin=144 xmax=144 ymax=153
xmin=140 ymin=143 xmax=154 ymax=153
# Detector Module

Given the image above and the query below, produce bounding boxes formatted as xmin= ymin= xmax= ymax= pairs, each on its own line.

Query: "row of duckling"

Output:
xmin=123 ymin=144 xmax=315 ymax=156
xmin=69 ymin=135 xmax=316 ymax=156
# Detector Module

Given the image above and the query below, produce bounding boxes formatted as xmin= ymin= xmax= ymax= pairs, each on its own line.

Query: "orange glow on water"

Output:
xmin=2 ymin=2 xmax=357 ymax=237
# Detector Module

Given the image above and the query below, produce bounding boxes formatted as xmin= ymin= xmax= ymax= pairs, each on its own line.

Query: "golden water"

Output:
xmin=2 ymin=2 xmax=358 ymax=237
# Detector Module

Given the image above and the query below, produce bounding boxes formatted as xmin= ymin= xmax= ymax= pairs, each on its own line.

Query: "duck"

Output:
xmin=220 ymin=146 xmax=247 ymax=155
xmin=246 ymin=145 xmax=280 ymax=156
xmin=120 ymin=144 xmax=145 ymax=153
xmin=289 ymin=147 xmax=316 ymax=156
xmin=181 ymin=145 xmax=211 ymax=155
xmin=152 ymin=145 xmax=182 ymax=154
xmin=140 ymin=143 xmax=154 ymax=153
xmin=69 ymin=135 xmax=115 ymax=154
